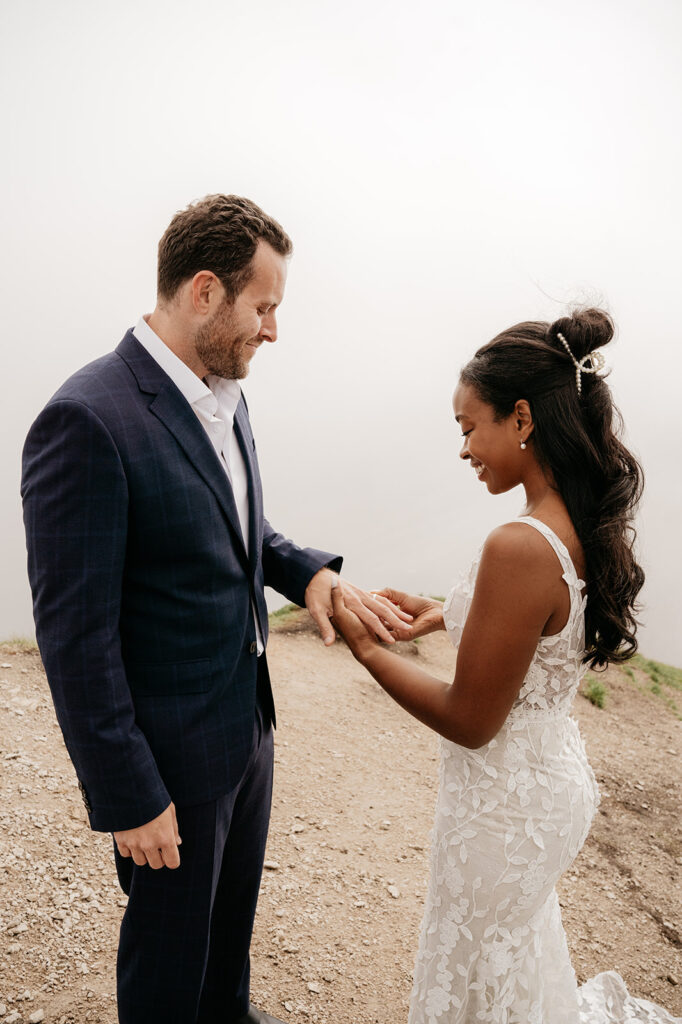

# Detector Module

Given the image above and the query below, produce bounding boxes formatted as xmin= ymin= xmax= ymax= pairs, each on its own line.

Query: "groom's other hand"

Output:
xmin=114 ymin=802 xmax=183 ymax=870
xmin=305 ymin=569 xmax=412 ymax=647
xmin=372 ymin=589 xmax=445 ymax=641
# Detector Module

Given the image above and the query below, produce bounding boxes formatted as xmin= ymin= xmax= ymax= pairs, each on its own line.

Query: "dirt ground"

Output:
xmin=0 ymin=623 xmax=680 ymax=1024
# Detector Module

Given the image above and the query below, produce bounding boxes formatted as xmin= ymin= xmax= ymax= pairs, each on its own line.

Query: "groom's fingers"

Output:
xmin=330 ymin=582 xmax=344 ymax=617
xmin=145 ymin=847 xmax=165 ymax=870
xmin=113 ymin=804 xmax=182 ymax=870
xmin=306 ymin=594 xmax=337 ymax=646
xmin=170 ymin=802 xmax=182 ymax=846
xmin=304 ymin=568 xmax=342 ymax=646
xmin=344 ymin=584 xmax=413 ymax=628
xmin=342 ymin=588 xmax=397 ymax=643
xmin=311 ymin=608 xmax=336 ymax=646
xmin=161 ymin=841 xmax=181 ymax=870
xmin=331 ymin=583 xmax=375 ymax=638
xmin=371 ymin=592 xmax=413 ymax=623
xmin=348 ymin=593 xmax=414 ymax=641
xmin=372 ymin=592 xmax=413 ymax=623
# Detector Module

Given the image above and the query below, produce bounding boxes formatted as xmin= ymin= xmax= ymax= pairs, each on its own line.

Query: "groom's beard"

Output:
xmin=194 ymin=300 xmax=256 ymax=380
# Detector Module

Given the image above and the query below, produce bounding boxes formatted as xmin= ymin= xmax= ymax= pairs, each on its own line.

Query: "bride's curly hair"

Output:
xmin=460 ymin=308 xmax=644 ymax=669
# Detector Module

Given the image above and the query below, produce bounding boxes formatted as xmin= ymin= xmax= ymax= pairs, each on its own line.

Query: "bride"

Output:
xmin=330 ymin=309 xmax=680 ymax=1023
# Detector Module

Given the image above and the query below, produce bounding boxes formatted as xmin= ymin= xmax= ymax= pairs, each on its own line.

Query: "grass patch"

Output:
xmin=582 ymin=674 xmax=607 ymax=709
xmin=622 ymin=654 xmax=682 ymax=719
xmin=0 ymin=635 xmax=38 ymax=653
xmin=268 ymin=603 xmax=302 ymax=623
xmin=631 ymin=654 xmax=682 ymax=692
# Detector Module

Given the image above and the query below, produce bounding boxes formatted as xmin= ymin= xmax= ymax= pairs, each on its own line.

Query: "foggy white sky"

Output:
xmin=1 ymin=0 xmax=681 ymax=665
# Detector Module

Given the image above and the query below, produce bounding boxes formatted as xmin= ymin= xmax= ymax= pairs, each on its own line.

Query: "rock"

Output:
xmin=667 ymin=974 xmax=678 ymax=986
xmin=307 ymin=981 xmax=320 ymax=993
xmin=5 ymin=1012 xmax=22 ymax=1024
xmin=30 ymin=1012 xmax=47 ymax=1023
xmin=263 ymin=860 xmax=280 ymax=870
xmin=387 ymin=884 xmax=400 ymax=899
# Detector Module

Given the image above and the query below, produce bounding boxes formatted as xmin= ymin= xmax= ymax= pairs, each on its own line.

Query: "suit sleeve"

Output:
xmin=21 ymin=399 xmax=171 ymax=832
xmin=261 ymin=518 xmax=343 ymax=607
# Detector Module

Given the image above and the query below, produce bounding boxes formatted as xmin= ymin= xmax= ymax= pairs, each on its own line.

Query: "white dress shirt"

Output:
xmin=132 ymin=316 xmax=264 ymax=654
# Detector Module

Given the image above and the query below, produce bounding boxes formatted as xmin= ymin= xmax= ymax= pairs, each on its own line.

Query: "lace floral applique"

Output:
xmin=409 ymin=520 xmax=677 ymax=1024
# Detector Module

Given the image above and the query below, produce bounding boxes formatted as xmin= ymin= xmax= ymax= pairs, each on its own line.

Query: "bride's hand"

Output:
xmin=372 ymin=588 xmax=445 ymax=640
xmin=330 ymin=584 xmax=381 ymax=663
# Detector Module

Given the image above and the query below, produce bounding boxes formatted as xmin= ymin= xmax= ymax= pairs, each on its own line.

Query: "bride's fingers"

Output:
xmin=331 ymin=582 xmax=350 ymax=619
xmin=372 ymin=596 xmax=415 ymax=633
xmin=331 ymin=586 xmax=356 ymax=633
xmin=372 ymin=587 xmax=412 ymax=613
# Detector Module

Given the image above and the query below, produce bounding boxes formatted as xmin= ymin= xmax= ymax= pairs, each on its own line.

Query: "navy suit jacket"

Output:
xmin=22 ymin=331 xmax=341 ymax=832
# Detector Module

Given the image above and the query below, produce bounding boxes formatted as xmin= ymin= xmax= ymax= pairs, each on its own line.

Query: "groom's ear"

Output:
xmin=190 ymin=271 xmax=224 ymax=316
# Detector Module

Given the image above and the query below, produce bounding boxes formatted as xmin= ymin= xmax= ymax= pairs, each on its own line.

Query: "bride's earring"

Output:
xmin=520 ymin=441 xmax=527 ymax=450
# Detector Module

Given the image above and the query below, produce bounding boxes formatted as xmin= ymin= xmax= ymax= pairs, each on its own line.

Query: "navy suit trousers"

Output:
xmin=115 ymin=692 xmax=274 ymax=1024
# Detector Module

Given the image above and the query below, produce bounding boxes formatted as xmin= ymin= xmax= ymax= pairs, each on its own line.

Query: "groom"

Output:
xmin=21 ymin=194 xmax=406 ymax=1024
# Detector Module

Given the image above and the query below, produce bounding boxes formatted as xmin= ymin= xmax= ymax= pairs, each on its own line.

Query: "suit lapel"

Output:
xmin=116 ymin=331 xmax=250 ymax=572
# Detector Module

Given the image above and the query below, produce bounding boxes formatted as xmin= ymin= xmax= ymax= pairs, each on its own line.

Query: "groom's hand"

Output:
xmin=114 ymin=801 xmax=182 ymax=870
xmin=305 ymin=569 xmax=412 ymax=647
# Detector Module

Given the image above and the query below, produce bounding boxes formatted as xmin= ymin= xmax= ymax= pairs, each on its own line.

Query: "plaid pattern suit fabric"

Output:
xmin=21 ymin=330 xmax=342 ymax=833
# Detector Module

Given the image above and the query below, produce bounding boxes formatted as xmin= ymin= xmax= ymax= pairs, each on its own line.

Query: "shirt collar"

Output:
xmin=207 ymin=375 xmax=243 ymax=423
xmin=132 ymin=316 xmax=215 ymax=412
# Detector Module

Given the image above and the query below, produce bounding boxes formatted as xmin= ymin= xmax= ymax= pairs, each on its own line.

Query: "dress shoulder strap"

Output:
xmin=513 ymin=516 xmax=582 ymax=587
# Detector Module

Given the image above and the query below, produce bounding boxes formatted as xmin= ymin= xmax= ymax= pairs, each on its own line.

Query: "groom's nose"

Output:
xmin=260 ymin=310 xmax=278 ymax=343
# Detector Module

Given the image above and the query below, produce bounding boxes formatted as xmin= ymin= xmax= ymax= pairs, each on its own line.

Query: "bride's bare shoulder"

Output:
xmin=479 ymin=522 xmax=561 ymax=578
xmin=483 ymin=521 xmax=550 ymax=554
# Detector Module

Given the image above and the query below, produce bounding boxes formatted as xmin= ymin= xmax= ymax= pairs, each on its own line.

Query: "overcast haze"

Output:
xmin=2 ymin=0 xmax=681 ymax=666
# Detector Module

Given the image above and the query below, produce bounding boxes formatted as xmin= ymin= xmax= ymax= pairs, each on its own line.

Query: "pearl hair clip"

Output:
xmin=556 ymin=332 xmax=606 ymax=396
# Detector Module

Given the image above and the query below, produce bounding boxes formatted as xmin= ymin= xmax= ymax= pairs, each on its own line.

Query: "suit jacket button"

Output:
xmin=249 ymin=641 xmax=258 ymax=654
xmin=78 ymin=779 xmax=92 ymax=814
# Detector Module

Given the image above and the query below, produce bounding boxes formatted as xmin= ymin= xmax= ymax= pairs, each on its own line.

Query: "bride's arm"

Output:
xmin=331 ymin=525 xmax=561 ymax=749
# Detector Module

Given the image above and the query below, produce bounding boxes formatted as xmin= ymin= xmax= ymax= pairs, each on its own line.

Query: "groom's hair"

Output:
xmin=157 ymin=194 xmax=292 ymax=303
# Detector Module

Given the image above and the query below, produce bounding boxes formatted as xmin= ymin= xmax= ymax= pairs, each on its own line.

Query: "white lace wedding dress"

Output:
xmin=408 ymin=517 xmax=680 ymax=1024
